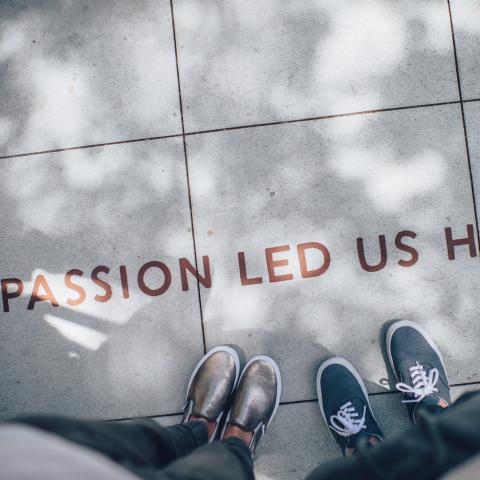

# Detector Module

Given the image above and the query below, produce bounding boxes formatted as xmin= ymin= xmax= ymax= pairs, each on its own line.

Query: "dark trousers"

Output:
xmin=10 ymin=416 xmax=254 ymax=480
xmin=306 ymin=391 xmax=480 ymax=480
xmin=10 ymin=392 xmax=480 ymax=480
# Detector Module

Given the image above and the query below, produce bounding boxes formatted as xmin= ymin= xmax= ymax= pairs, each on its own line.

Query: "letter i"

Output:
xmin=120 ymin=266 xmax=130 ymax=299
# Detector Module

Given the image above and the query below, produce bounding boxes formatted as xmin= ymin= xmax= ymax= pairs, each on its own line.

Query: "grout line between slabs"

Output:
xmin=0 ymin=133 xmax=183 ymax=160
xmin=280 ymin=379 xmax=480 ymax=406
xmin=169 ymin=0 xmax=207 ymax=355
xmin=184 ymin=100 xmax=463 ymax=137
xmin=447 ymin=0 xmax=480 ymax=251
xmin=4 ymin=99 xmax=480 ymax=161
xmin=109 ymin=379 xmax=480 ymax=421
xmin=108 ymin=411 xmax=184 ymax=422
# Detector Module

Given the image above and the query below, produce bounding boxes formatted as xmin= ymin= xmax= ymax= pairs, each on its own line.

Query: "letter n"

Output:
xmin=179 ymin=256 xmax=211 ymax=291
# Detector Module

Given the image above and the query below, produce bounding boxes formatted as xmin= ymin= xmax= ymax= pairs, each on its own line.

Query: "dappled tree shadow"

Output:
xmin=1 ymin=2 xmax=480 ymax=478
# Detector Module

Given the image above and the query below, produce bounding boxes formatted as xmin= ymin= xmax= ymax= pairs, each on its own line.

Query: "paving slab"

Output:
xmin=188 ymin=103 xmax=480 ymax=403
xmin=450 ymin=0 xmax=480 ymax=100
xmin=0 ymin=139 xmax=204 ymax=419
xmin=174 ymin=0 xmax=459 ymax=132
xmin=0 ymin=0 xmax=181 ymax=157
xmin=464 ymin=102 xmax=480 ymax=220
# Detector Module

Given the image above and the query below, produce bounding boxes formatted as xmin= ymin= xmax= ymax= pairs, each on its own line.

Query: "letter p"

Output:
xmin=1 ymin=278 xmax=24 ymax=313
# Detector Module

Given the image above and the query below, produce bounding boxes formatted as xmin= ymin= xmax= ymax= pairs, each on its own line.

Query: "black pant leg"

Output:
xmin=158 ymin=438 xmax=254 ymax=480
xmin=9 ymin=416 xmax=207 ymax=471
xmin=9 ymin=416 xmax=253 ymax=480
xmin=305 ymin=392 xmax=480 ymax=480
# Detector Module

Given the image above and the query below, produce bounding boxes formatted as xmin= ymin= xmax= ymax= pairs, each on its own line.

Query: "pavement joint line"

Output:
xmin=169 ymin=0 xmax=207 ymax=355
xmin=184 ymin=99 xmax=463 ymax=137
xmin=4 ymin=99 xmax=480 ymax=161
xmin=447 ymin=0 xmax=480 ymax=254
xmin=107 ymin=411 xmax=184 ymax=422
xmin=107 ymin=380 xmax=480 ymax=421
xmin=0 ymin=133 xmax=184 ymax=160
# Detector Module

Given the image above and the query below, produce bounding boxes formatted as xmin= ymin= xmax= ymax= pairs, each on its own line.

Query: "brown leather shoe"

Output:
xmin=221 ymin=355 xmax=282 ymax=454
xmin=183 ymin=346 xmax=242 ymax=442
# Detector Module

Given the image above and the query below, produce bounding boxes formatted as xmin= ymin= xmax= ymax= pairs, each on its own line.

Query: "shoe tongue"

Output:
xmin=344 ymin=397 xmax=365 ymax=418
xmin=402 ymin=361 xmax=433 ymax=379
xmin=338 ymin=397 xmax=366 ymax=438
xmin=349 ymin=397 xmax=364 ymax=410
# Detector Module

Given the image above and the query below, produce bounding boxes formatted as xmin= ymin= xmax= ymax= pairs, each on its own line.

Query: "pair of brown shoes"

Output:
xmin=182 ymin=346 xmax=281 ymax=455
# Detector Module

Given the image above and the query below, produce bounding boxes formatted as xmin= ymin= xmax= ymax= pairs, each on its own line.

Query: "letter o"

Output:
xmin=138 ymin=261 xmax=172 ymax=296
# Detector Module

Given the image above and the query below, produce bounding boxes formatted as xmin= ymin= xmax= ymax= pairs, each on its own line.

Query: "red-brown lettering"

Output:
xmin=357 ymin=236 xmax=387 ymax=272
xmin=297 ymin=242 xmax=331 ymax=278
xmin=266 ymin=245 xmax=294 ymax=283
xmin=91 ymin=266 xmax=112 ymax=302
xmin=65 ymin=269 xmax=86 ymax=306
xmin=238 ymin=252 xmax=263 ymax=286
xmin=119 ymin=265 xmax=130 ymax=299
xmin=1 ymin=278 xmax=24 ymax=312
xmin=395 ymin=231 xmax=419 ymax=267
xmin=445 ymin=225 xmax=477 ymax=260
xmin=179 ymin=256 xmax=211 ymax=291
xmin=28 ymin=275 xmax=59 ymax=310
xmin=138 ymin=261 xmax=171 ymax=296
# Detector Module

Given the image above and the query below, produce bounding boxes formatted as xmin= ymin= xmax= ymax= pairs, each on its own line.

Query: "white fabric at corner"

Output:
xmin=0 ymin=425 xmax=140 ymax=480
xmin=440 ymin=454 xmax=480 ymax=480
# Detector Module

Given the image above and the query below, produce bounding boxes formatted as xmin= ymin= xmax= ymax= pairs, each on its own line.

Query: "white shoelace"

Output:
xmin=395 ymin=361 xmax=439 ymax=403
xmin=329 ymin=401 xmax=367 ymax=437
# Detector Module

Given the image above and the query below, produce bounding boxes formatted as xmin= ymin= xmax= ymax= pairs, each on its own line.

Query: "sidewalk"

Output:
xmin=1 ymin=1 xmax=480 ymax=478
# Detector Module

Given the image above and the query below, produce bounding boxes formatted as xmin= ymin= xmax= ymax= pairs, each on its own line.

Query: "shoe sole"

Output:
xmin=385 ymin=320 xmax=449 ymax=384
xmin=316 ymin=357 xmax=378 ymax=426
xmin=237 ymin=355 xmax=282 ymax=428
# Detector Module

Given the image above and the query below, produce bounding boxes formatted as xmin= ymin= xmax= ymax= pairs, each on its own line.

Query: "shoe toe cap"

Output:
xmin=189 ymin=351 xmax=237 ymax=419
xmin=231 ymin=359 xmax=279 ymax=431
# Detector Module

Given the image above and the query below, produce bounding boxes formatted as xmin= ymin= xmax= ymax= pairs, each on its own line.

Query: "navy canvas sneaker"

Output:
xmin=386 ymin=320 xmax=451 ymax=424
xmin=317 ymin=357 xmax=383 ymax=455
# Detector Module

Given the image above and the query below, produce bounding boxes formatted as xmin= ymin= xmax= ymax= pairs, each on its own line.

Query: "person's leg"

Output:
xmin=149 ymin=354 xmax=282 ymax=480
xmin=221 ymin=355 xmax=282 ymax=454
xmin=157 ymin=438 xmax=254 ymax=480
xmin=305 ymin=391 xmax=480 ymax=480
xmin=6 ymin=348 xmax=280 ymax=480
xmin=386 ymin=320 xmax=451 ymax=423
xmin=315 ymin=357 xmax=384 ymax=457
xmin=8 ymin=344 xmax=245 ymax=480
xmin=306 ymin=320 xmax=472 ymax=480
xmin=11 ymin=415 xmax=254 ymax=480
xmin=146 ymin=344 xmax=254 ymax=480
xmin=11 ymin=415 xmax=208 ymax=470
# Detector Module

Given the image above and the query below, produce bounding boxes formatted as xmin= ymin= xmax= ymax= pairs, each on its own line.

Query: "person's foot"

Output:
xmin=183 ymin=345 xmax=242 ymax=442
xmin=386 ymin=320 xmax=451 ymax=423
xmin=317 ymin=357 xmax=383 ymax=456
xmin=221 ymin=355 xmax=281 ymax=455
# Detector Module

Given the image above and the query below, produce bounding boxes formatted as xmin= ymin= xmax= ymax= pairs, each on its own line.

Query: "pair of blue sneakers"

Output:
xmin=318 ymin=320 xmax=451 ymax=455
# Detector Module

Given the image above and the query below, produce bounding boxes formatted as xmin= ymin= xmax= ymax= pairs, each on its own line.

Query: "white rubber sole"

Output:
xmin=238 ymin=355 xmax=283 ymax=428
xmin=316 ymin=357 xmax=378 ymax=424
xmin=385 ymin=320 xmax=449 ymax=383
xmin=186 ymin=345 xmax=241 ymax=402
